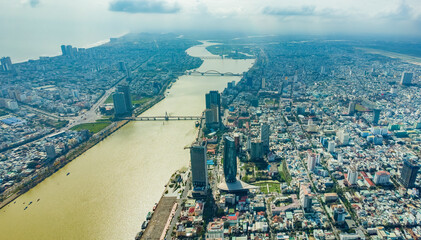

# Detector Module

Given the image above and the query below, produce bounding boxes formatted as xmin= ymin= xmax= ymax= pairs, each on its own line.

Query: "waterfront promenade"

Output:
xmin=140 ymin=196 xmax=177 ymax=240
xmin=0 ymin=41 xmax=255 ymax=240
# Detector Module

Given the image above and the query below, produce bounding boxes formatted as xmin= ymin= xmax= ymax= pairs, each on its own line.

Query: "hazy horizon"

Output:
xmin=1 ymin=0 xmax=421 ymax=61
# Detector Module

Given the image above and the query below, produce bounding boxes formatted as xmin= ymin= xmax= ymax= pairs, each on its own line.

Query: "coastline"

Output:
xmin=11 ymin=32 xmax=128 ymax=64
xmin=0 ymin=37 xmax=205 ymax=210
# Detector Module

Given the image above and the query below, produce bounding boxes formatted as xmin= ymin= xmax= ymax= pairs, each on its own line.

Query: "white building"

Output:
xmin=347 ymin=165 xmax=358 ymax=185
xmin=371 ymin=127 xmax=388 ymax=136
xmin=337 ymin=129 xmax=350 ymax=145
xmin=338 ymin=154 xmax=343 ymax=164
xmin=8 ymin=101 xmax=18 ymax=110
xmin=373 ymin=171 xmax=390 ymax=185
xmin=327 ymin=140 xmax=336 ymax=153
xmin=307 ymin=153 xmax=317 ymax=171
xmin=300 ymin=184 xmax=312 ymax=212
xmin=348 ymin=101 xmax=356 ymax=115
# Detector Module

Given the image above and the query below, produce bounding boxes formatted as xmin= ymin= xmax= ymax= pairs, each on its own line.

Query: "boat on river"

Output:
xmin=146 ymin=211 xmax=153 ymax=220
xmin=141 ymin=220 xmax=148 ymax=229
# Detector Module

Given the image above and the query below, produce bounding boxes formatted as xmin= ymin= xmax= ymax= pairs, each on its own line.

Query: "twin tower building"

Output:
xmin=190 ymin=135 xmax=237 ymax=188
xmin=190 ymin=91 xmax=256 ymax=196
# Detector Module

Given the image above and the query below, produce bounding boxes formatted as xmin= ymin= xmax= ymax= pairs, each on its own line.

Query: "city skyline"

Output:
xmin=1 ymin=30 xmax=421 ymax=240
xmin=1 ymin=1 xmax=421 ymax=239
xmin=2 ymin=0 xmax=421 ymax=61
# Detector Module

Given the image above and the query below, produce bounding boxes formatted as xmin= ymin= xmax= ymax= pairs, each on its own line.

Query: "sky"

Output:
xmin=1 ymin=0 xmax=421 ymax=61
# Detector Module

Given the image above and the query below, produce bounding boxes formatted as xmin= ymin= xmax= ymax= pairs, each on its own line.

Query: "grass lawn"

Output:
xmin=53 ymin=120 xmax=69 ymax=129
xmin=279 ymin=160 xmax=292 ymax=185
xmin=132 ymin=97 xmax=152 ymax=105
xmin=70 ymin=121 xmax=111 ymax=133
xmin=97 ymin=117 xmax=112 ymax=122
xmin=355 ymin=103 xmax=369 ymax=112
xmin=265 ymin=99 xmax=279 ymax=105
xmin=253 ymin=181 xmax=281 ymax=194
xmin=104 ymin=95 xmax=113 ymax=104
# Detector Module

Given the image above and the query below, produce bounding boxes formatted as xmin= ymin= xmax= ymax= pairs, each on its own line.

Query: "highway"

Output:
xmin=64 ymin=54 xmax=157 ymax=130
xmin=65 ymin=86 xmax=116 ymax=130
xmin=20 ymin=105 xmax=65 ymax=121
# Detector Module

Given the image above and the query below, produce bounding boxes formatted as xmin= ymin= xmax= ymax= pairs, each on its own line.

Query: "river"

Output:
xmin=0 ymin=41 xmax=255 ymax=240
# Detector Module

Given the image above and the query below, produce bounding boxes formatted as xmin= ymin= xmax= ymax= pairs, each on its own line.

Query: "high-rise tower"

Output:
xmin=205 ymin=91 xmax=221 ymax=128
xmin=400 ymin=159 xmax=419 ymax=188
xmin=113 ymin=92 xmax=128 ymax=115
xmin=190 ymin=141 xmax=208 ymax=189
xmin=117 ymin=85 xmax=132 ymax=112
xmin=223 ymin=135 xmax=237 ymax=183
xmin=400 ymin=72 xmax=413 ymax=86
xmin=260 ymin=123 xmax=270 ymax=152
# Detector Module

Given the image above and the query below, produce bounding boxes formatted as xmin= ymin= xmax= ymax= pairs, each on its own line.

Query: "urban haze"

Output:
xmin=0 ymin=0 xmax=421 ymax=240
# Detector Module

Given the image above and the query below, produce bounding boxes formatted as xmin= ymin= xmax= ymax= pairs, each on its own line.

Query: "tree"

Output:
xmin=27 ymin=161 xmax=38 ymax=169
xmin=216 ymin=208 xmax=225 ymax=217
xmin=242 ymin=175 xmax=250 ymax=183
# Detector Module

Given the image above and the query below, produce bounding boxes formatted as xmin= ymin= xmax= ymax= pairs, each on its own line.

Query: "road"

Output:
xmin=22 ymin=54 xmax=157 ymax=132
xmin=65 ymin=87 xmax=116 ymax=130
xmin=165 ymin=176 xmax=191 ymax=240
xmin=311 ymin=104 xmax=370 ymax=237
xmin=19 ymin=87 xmax=115 ymax=131
xmin=20 ymin=105 xmax=68 ymax=121
xmin=164 ymin=115 xmax=207 ymax=240
xmin=281 ymin=111 xmax=340 ymax=239
xmin=66 ymin=54 xmax=158 ymax=129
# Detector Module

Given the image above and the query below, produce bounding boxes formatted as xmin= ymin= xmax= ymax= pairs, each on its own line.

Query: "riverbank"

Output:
xmin=0 ymin=120 xmax=129 ymax=209
xmin=0 ymin=46 xmax=198 ymax=209
xmin=0 ymin=40 xmax=256 ymax=240
xmin=136 ymin=106 xmax=205 ymax=239
xmin=137 ymin=166 xmax=191 ymax=240
xmin=0 ymin=85 xmax=171 ymax=209
xmin=136 ymin=44 xmax=246 ymax=240
xmin=138 ymin=112 xmax=205 ymax=239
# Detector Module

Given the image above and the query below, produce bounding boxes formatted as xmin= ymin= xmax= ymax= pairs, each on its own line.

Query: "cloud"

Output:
xmin=29 ymin=0 xmax=40 ymax=8
xmin=262 ymin=6 xmax=316 ymax=16
xmin=109 ymin=0 xmax=180 ymax=14
xmin=377 ymin=1 xmax=416 ymax=21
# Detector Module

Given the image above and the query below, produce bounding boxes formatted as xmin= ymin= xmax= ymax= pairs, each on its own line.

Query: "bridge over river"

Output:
xmin=197 ymin=56 xmax=224 ymax=60
xmin=123 ymin=112 xmax=203 ymax=121
xmin=185 ymin=70 xmax=242 ymax=76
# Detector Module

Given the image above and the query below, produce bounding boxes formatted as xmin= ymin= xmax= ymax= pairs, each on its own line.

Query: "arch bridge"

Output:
xmin=186 ymin=70 xmax=241 ymax=76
